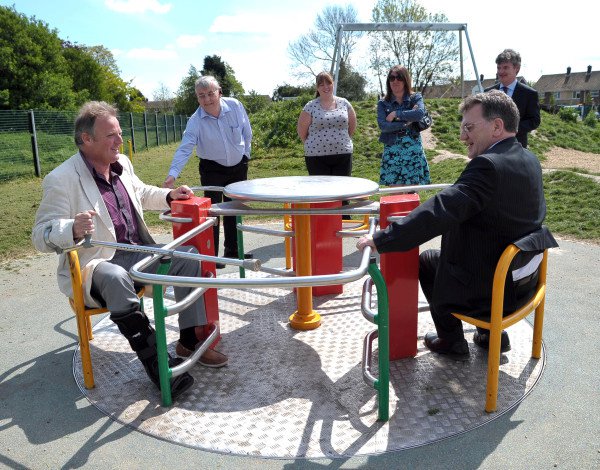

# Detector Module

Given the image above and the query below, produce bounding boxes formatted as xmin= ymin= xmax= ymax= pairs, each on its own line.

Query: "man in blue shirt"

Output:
xmin=164 ymin=76 xmax=253 ymax=267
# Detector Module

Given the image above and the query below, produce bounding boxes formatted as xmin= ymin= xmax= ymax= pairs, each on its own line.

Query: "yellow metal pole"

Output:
xmin=283 ymin=203 xmax=292 ymax=270
xmin=289 ymin=203 xmax=320 ymax=330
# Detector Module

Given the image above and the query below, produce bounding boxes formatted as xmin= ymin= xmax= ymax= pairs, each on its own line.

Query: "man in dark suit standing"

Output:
xmin=485 ymin=49 xmax=540 ymax=148
xmin=357 ymin=90 xmax=556 ymax=358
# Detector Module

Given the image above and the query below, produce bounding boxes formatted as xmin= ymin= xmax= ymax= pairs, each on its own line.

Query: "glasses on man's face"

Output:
xmin=197 ymin=90 xmax=218 ymax=100
xmin=388 ymin=75 xmax=403 ymax=83
xmin=460 ymin=120 xmax=486 ymax=134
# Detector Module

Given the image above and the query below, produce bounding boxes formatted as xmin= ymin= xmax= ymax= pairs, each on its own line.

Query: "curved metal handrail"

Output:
xmin=209 ymin=200 xmax=380 ymax=217
xmin=362 ymin=329 xmax=379 ymax=387
xmin=236 ymin=223 xmax=294 ymax=238
xmin=171 ymin=323 xmax=220 ymax=376
xmin=159 ymin=210 xmax=193 ymax=224
xmin=129 ymin=219 xmax=378 ymax=289
xmin=377 ymin=183 xmax=451 ymax=195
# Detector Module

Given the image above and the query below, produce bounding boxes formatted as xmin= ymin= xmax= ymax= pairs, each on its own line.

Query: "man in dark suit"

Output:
xmin=485 ymin=49 xmax=540 ymax=148
xmin=357 ymin=90 xmax=556 ymax=358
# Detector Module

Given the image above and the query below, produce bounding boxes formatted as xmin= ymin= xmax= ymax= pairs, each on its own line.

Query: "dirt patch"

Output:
xmin=423 ymin=129 xmax=600 ymax=172
xmin=542 ymin=147 xmax=600 ymax=173
xmin=421 ymin=128 xmax=467 ymax=163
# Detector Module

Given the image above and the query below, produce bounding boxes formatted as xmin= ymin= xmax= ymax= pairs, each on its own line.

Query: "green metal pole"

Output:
xmin=154 ymin=260 xmax=173 ymax=406
xmin=236 ymin=215 xmax=245 ymax=278
xmin=368 ymin=259 xmax=390 ymax=422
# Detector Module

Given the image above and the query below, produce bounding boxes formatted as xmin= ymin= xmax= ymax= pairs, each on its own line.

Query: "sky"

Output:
xmin=3 ymin=0 xmax=599 ymax=100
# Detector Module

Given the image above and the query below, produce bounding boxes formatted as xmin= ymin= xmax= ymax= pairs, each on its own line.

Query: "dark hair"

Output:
xmin=384 ymin=66 xmax=413 ymax=101
xmin=495 ymin=48 xmax=521 ymax=70
xmin=74 ymin=101 xmax=117 ymax=147
xmin=459 ymin=90 xmax=520 ymax=133
xmin=315 ymin=71 xmax=334 ymax=97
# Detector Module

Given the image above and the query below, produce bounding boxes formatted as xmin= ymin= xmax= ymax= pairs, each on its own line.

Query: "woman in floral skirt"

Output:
xmin=377 ymin=66 xmax=430 ymax=186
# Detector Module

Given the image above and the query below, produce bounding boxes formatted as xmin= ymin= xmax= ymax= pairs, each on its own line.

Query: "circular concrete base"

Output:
xmin=74 ymin=272 xmax=544 ymax=459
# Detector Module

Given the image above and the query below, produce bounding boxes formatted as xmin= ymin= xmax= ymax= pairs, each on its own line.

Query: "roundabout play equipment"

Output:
xmin=64 ymin=175 xmax=397 ymax=418
xmin=64 ymin=175 xmax=441 ymax=418
xmin=58 ymin=175 xmax=548 ymax=457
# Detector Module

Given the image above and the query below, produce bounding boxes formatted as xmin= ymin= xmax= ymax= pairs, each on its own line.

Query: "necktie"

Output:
xmin=501 ymin=86 xmax=509 ymax=94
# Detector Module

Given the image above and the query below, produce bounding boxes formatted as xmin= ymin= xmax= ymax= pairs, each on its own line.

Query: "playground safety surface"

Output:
xmin=75 ymin=272 xmax=544 ymax=459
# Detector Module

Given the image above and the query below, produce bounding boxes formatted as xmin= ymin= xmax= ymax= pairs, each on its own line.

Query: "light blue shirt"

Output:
xmin=501 ymin=80 xmax=517 ymax=98
xmin=168 ymin=97 xmax=252 ymax=178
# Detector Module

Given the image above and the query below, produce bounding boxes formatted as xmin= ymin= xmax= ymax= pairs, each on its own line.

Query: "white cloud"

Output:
xmin=104 ymin=0 xmax=172 ymax=14
xmin=209 ymin=12 xmax=314 ymax=37
xmin=176 ymin=35 xmax=205 ymax=49
xmin=126 ymin=48 xmax=178 ymax=60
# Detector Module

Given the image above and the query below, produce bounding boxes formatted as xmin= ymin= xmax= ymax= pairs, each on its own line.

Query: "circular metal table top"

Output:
xmin=223 ymin=176 xmax=379 ymax=203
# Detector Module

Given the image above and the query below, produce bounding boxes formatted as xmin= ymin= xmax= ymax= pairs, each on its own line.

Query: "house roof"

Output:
xmin=535 ymin=70 xmax=600 ymax=92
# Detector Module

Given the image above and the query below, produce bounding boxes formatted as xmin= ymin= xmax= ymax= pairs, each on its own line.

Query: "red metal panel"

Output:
xmin=379 ymin=194 xmax=420 ymax=359
xmin=171 ymin=197 xmax=220 ymax=345
xmin=291 ymin=201 xmax=343 ymax=296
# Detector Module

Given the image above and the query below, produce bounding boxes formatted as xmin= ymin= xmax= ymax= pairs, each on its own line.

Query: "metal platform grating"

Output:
xmin=74 ymin=272 xmax=544 ymax=459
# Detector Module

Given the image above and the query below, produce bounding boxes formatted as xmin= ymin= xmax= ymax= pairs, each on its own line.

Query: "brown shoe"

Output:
xmin=199 ymin=348 xmax=228 ymax=368
xmin=175 ymin=341 xmax=228 ymax=368
xmin=175 ymin=341 xmax=194 ymax=358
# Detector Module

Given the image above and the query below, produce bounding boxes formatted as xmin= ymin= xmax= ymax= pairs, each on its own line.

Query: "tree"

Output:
xmin=288 ymin=4 xmax=362 ymax=78
xmin=86 ymin=45 xmax=121 ymax=75
xmin=224 ymin=63 xmax=244 ymax=97
xmin=173 ymin=65 xmax=201 ymax=115
xmin=0 ymin=5 xmax=77 ymax=109
xmin=336 ymin=61 xmax=367 ymax=101
xmin=151 ymin=82 xmax=174 ymax=112
xmin=201 ymin=55 xmax=244 ymax=97
xmin=62 ymin=41 xmax=106 ymax=104
xmin=272 ymin=83 xmax=314 ymax=101
xmin=0 ymin=6 xmax=147 ymax=111
xmin=370 ymin=0 xmax=459 ymax=92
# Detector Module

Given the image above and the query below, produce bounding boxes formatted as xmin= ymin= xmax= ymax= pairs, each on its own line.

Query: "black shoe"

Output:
xmin=424 ymin=332 xmax=470 ymax=359
xmin=141 ymin=354 xmax=194 ymax=400
xmin=215 ymin=262 xmax=226 ymax=269
xmin=112 ymin=312 xmax=194 ymax=399
xmin=473 ymin=330 xmax=511 ymax=353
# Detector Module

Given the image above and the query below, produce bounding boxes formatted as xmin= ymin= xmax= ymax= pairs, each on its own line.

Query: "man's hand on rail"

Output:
xmin=356 ymin=234 xmax=376 ymax=251
xmin=169 ymin=185 xmax=194 ymax=200
xmin=73 ymin=210 xmax=98 ymax=240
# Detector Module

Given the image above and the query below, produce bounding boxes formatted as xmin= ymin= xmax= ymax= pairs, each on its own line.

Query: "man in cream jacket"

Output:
xmin=32 ymin=101 xmax=226 ymax=399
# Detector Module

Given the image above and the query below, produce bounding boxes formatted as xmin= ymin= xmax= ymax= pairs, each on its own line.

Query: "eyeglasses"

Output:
xmin=388 ymin=75 xmax=403 ymax=82
xmin=460 ymin=120 xmax=486 ymax=134
xmin=197 ymin=90 xmax=219 ymax=100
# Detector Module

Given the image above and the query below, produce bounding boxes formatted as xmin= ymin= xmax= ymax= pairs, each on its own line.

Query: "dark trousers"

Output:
xmin=90 ymin=245 xmax=206 ymax=329
xmin=199 ymin=157 xmax=249 ymax=257
xmin=418 ymin=249 xmax=465 ymax=341
xmin=305 ymin=154 xmax=352 ymax=213
xmin=419 ymin=248 xmax=540 ymax=341
xmin=305 ymin=153 xmax=352 ymax=177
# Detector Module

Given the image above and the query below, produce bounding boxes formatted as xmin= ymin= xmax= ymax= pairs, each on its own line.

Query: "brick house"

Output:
xmin=535 ymin=66 xmax=600 ymax=107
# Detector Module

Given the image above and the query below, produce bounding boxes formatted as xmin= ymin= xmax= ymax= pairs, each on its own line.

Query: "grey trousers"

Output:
xmin=90 ymin=245 xmax=206 ymax=329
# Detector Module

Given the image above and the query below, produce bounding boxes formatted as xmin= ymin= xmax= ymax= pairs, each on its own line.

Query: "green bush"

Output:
xmin=239 ymin=91 xmax=270 ymax=115
xmin=250 ymin=94 xmax=311 ymax=150
xmin=558 ymin=107 xmax=578 ymax=123
xmin=583 ymin=109 xmax=597 ymax=128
